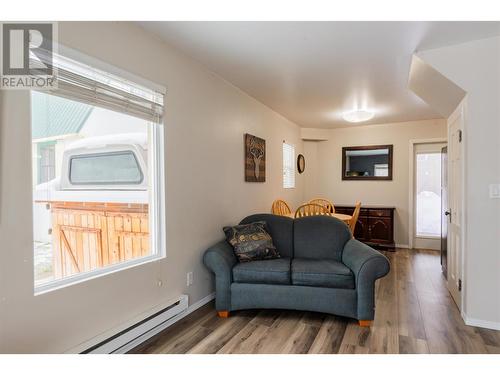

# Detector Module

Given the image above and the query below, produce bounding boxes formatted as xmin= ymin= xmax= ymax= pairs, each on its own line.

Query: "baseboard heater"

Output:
xmin=82 ymin=294 xmax=189 ymax=354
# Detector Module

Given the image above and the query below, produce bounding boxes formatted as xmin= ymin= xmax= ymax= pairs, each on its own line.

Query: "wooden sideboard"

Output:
xmin=335 ymin=204 xmax=396 ymax=251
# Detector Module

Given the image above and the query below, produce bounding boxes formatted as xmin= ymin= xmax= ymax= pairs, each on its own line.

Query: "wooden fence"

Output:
xmin=48 ymin=201 xmax=149 ymax=279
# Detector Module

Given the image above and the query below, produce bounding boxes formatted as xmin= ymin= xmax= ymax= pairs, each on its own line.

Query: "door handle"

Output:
xmin=445 ymin=210 xmax=451 ymax=222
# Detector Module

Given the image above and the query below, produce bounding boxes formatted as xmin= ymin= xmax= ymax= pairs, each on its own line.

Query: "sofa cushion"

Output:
xmin=240 ymin=214 xmax=294 ymax=258
xmin=291 ymin=258 xmax=355 ymax=289
xmin=294 ymin=215 xmax=351 ymax=261
xmin=233 ymin=258 xmax=291 ymax=285
xmin=223 ymin=221 xmax=280 ymax=262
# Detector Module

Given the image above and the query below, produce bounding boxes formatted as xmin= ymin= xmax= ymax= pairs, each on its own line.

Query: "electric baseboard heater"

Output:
xmin=83 ymin=294 xmax=189 ymax=354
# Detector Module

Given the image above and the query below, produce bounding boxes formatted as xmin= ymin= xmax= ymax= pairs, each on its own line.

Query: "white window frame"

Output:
xmin=33 ymin=47 xmax=166 ymax=295
xmin=283 ymin=142 xmax=296 ymax=189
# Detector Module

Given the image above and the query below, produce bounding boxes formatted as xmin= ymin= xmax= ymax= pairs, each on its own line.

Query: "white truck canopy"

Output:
xmin=34 ymin=133 xmax=149 ymax=204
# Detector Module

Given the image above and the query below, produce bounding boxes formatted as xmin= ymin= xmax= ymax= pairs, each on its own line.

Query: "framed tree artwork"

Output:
xmin=245 ymin=133 xmax=266 ymax=182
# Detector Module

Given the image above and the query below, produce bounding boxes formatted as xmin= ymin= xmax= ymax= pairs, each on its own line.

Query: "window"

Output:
xmin=37 ymin=141 xmax=56 ymax=184
xmin=32 ymin=53 xmax=165 ymax=294
xmin=283 ymin=142 xmax=295 ymax=188
xmin=416 ymin=153 xmax=442 ymax=237
xmin=69 ymin=151 xmax=143 ymax=185
xmin=374 ymin=163 xmax=389 ymax=177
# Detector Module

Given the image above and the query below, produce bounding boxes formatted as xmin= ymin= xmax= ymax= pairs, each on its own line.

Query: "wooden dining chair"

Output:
xmin=309 ymin=198 xmax=335 ymax=213
xmin=272 ymin=199 xmax=292 ymax=216
xmin=294 ymin=203 xmax=328 ymax=218
xmin=349 ymin=201 xmax=362 ymax=237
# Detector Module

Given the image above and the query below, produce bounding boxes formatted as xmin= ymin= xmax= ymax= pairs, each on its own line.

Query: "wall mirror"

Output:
xmin=342 ymin=145 xmax=393 ymax=180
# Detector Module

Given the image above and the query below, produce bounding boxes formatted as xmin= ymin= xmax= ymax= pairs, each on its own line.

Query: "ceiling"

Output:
xmin=138 ymin=22 xmax=500 ymax=128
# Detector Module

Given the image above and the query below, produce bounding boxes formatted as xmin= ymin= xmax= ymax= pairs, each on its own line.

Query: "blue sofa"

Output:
xmin=203 ymin=213 xmax=390 ymax=325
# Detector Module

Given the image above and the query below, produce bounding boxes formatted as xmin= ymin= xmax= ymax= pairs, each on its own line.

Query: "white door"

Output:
xmin=447 ymin=105 xmax=464 ymax=307
xmin=413 ymin=142 xmax=447 ymax=250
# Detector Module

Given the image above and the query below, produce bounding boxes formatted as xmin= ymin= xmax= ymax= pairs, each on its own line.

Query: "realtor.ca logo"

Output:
xmin=0 ymin=22 xmax=58 ymax=90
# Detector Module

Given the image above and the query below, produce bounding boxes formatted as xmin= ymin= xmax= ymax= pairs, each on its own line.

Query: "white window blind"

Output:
xmin=32 ymin=51 xmax=164 ymax=123
xmin=283 ymin=142 xmax=295 ymax=189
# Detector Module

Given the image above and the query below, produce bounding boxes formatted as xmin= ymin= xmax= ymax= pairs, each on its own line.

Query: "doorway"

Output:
xmin=412 ymin=142 xmax=447 ymax=250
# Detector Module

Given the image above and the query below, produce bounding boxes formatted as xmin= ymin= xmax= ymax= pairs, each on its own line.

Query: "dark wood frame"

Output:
xmin=244 ymin=133 xmax=266 ymax=182
xmin=297 ymin=154 xmax=305 ymax=174
xmin=342 ymin=144 xmax=393 ymax=181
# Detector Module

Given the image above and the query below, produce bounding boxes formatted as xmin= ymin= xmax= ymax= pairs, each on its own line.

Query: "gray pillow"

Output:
xmin=223 ymin=221 xmax=280 ymax=262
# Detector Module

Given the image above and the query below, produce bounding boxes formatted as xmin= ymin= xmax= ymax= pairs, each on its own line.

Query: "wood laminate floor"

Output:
xmin=130 ymin=249 xmax=500 ymax=354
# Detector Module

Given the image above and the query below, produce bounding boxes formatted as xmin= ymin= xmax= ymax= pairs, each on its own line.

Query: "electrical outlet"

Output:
xmin=187 ymin=272 xmax=194 ymax=286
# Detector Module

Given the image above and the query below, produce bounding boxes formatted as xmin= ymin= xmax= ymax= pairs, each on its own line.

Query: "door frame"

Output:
xmin=408 ymin=138 xmax=447 ymax=250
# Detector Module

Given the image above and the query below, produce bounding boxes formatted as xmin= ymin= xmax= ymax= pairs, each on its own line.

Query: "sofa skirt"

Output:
xmin=230 ymin=283 xmax=358 ymax=320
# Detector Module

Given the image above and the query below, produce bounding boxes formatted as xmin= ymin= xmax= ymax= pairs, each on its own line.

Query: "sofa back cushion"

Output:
xmin=294 ymin=215 xmax=351 ymax=261
xmin=240 ymin=214 xmax=294 ymax=258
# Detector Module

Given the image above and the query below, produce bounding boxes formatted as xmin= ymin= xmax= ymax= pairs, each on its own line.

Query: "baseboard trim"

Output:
xmin=462 ymin=313 xmax=500 ymax=331
xmin=115 ymin=292 xmax=216 ymax=353
xmin=395 ymin=244 xmax=410 ymax=249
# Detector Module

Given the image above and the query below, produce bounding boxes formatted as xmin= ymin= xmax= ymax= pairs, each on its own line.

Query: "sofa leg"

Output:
xmin=358 ymin=320 xmax=372 ymax=327
xmin=217 ymin=310 xmax=230 ymax=318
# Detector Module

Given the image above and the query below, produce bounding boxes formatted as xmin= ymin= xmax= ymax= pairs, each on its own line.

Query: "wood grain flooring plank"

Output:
xmin=280 ymin=322 xmax=320 ymax=354
xmin=217 ymin=323 xmax=270 ymax=354
xmin=475 ymin=327 xmax=500 ymax=347
xmin=308 ymin=316 xmax=348 ymax=354
xmin=338 ymin=343 xmax=370 ymax=354
xmin=398 ymin=335 xmax=429 ymax=354
xmin=248 ymin=309 xmax=282 ymax=327
xmin=340 ymin=322 xmax=372 ymax=348
xmin=187 ymin=314 xmax=254 ymax=354
xmin=371 ymin=303 xmax=399 ymax=354
xmin=300 ymin=311 xmax=327 ymax=328
xmin=251 ymin=311 xmax=305 ymax=354
xmin=397 ymin=280 xmax=426 ymax=340
xmin=486 ymin=345 xmax=500 ymax=354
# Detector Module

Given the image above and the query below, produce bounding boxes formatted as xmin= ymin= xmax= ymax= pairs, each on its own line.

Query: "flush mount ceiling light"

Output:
xmin=342 ymin=109 xmax=375 ymax=123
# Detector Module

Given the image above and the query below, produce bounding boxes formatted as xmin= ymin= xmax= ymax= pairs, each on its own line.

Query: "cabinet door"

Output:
xmin=354 ymin=216 xmax=369 ymax=240
xmin=368 ymin=217 xmax=393 ymax=243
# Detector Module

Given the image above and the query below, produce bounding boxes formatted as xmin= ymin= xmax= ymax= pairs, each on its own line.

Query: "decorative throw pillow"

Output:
xmin=223 ymin=221 xmax=280 ymax=262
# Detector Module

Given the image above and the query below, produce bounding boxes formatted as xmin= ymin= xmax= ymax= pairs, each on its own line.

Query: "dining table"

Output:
xmin=284 ymin=212 xmax=352 ymax=223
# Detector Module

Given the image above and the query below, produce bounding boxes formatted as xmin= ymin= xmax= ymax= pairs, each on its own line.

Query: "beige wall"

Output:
xmin=0 ymin=22 xmax=305 ymax=353
xmin=303 ymin=119 xmax=447 ymax=246
xmin=419 ymin=36 xmax=500 ymax=327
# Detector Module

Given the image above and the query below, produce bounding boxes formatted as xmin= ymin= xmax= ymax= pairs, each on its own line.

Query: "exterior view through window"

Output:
xmin=416 ymin=153 xmax=442 ymax=237
xmin=31 ymin=58 xmax=165 ymax=292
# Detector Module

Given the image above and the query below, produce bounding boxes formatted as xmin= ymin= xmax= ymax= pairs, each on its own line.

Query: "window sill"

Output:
xmin=34 ymin=253 xmax=165 ymax=296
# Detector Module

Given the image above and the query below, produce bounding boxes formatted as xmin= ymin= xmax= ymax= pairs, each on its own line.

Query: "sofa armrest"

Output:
xmin=342 ymin=239 xmax=390 ymax=320
xmin=203 ymin=240 xmax=237 ymax=311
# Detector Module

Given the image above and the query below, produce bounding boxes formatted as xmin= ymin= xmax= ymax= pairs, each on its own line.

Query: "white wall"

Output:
xmin=0 ymin=22 xmax=305 ymax=353
xmin=419 ymin=36 xmax=500 ymax=328
xmin=303 ymin=119 xmax=447 ymax=247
